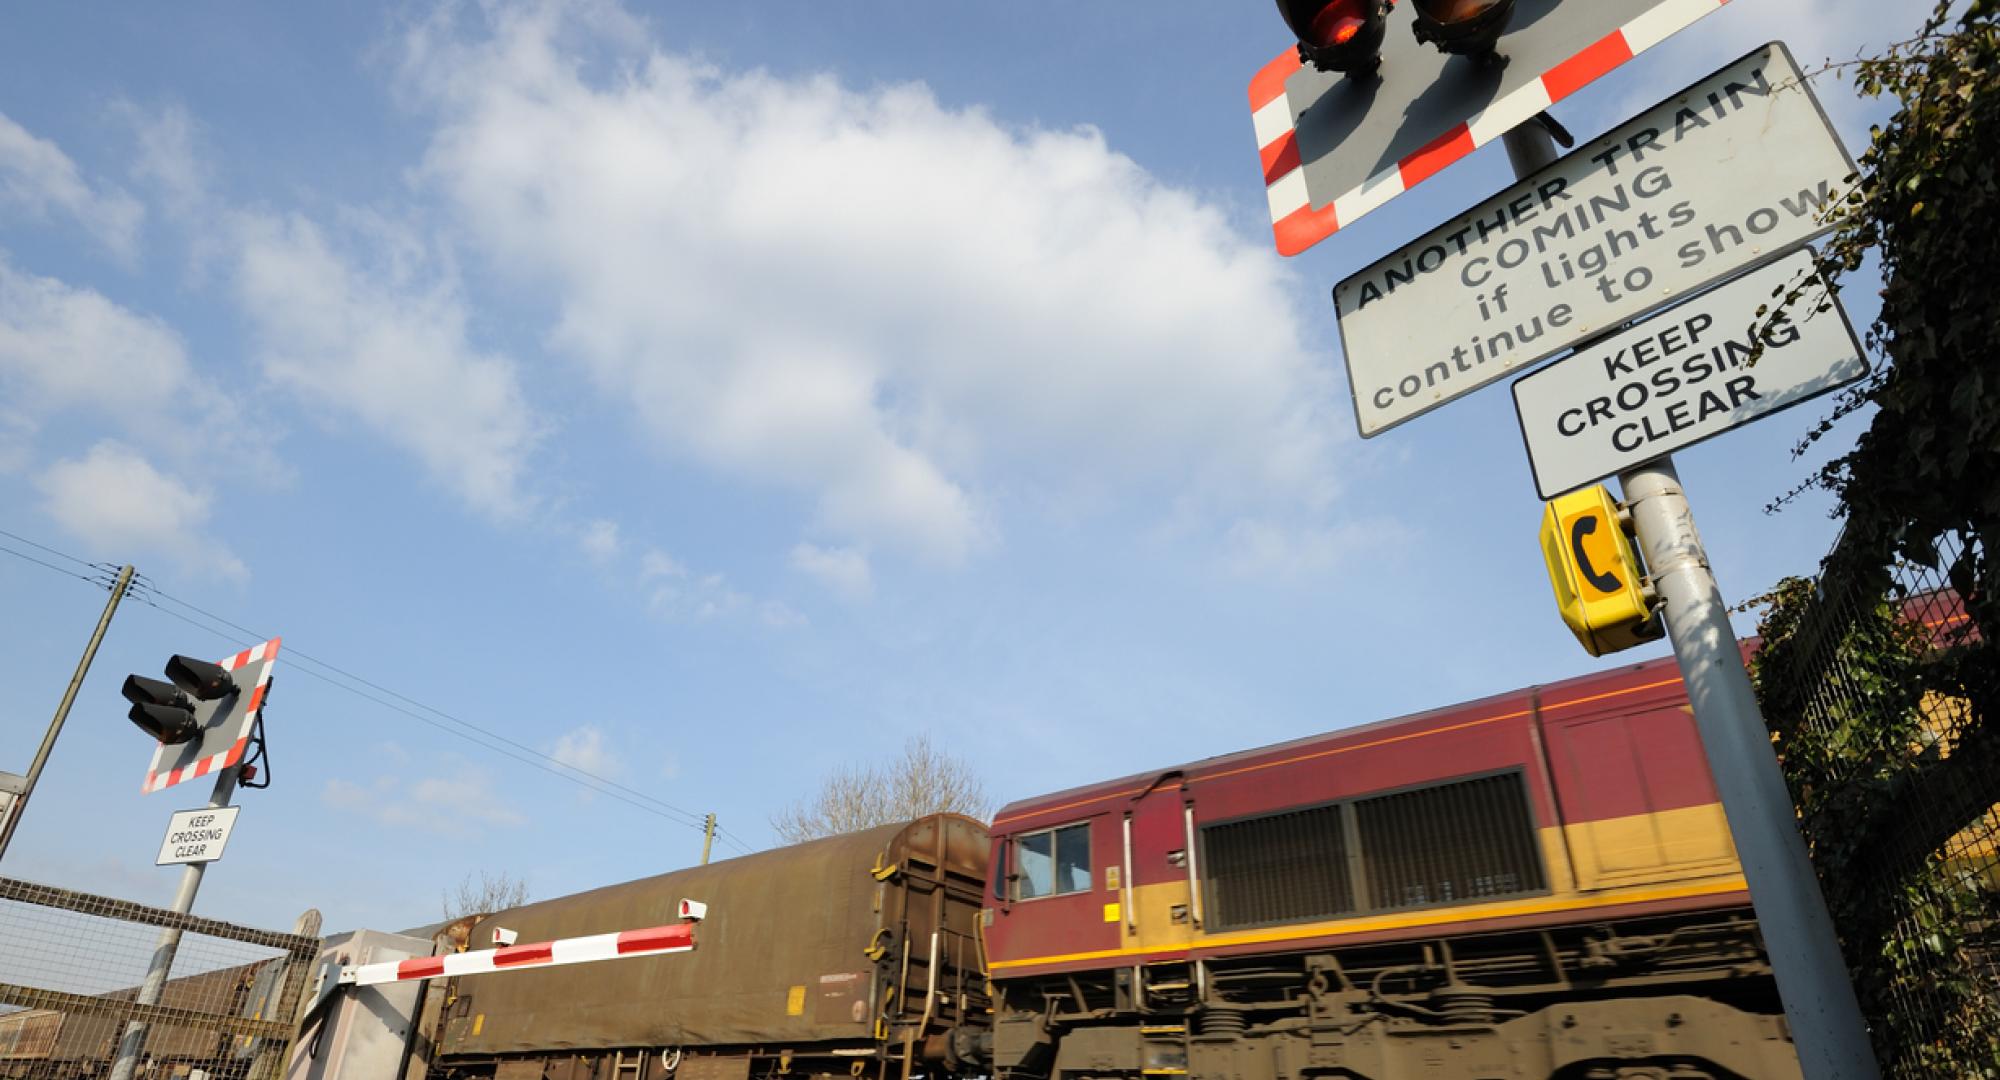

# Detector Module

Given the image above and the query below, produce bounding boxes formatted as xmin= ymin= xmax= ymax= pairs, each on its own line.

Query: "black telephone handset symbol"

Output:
xmin=1569 ymin=514 xmax=1623 ymax=594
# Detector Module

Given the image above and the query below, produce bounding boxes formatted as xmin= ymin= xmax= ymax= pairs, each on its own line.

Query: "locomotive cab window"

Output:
xmin=1014 ymin=823 xmax=1091 ymax=900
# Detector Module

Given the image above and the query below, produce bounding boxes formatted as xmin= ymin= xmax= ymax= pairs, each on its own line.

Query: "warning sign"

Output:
xmin=1335 ymin=42 xmax=1853 ymax=438
xmin=155 ymin=806 xmax=241 ymax=866
xmin=1512 ymin=249 xmax=1867 ymax=499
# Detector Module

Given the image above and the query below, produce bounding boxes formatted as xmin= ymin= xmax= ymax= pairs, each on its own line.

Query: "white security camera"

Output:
xmin=491 ymin=927 xmax=519 ymax=946
xmin=677 ymin=899 xmax=707 ymax=922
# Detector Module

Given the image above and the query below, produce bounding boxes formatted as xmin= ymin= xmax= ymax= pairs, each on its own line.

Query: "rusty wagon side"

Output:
xmin=431 ymin=814 xmax=989 ymax=1080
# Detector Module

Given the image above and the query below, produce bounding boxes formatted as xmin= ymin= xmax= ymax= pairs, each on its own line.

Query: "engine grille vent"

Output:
xmin=1354 ymin=772 xmax=1546 ymax=911
xmin=1202 ymin=803 xmax=1355 ymax=931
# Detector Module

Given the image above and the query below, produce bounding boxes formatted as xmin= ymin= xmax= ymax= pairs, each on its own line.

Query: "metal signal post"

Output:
xmin=1620 ymin=460 xmax=1879 ymax=1079
xmin=107 ymin=766 xmax=239 ymax=1080
xmin=1503 ymin=117 xmax=1877 ymax=1079
xmin=109 ymin=640 xmax=279 ymax=1080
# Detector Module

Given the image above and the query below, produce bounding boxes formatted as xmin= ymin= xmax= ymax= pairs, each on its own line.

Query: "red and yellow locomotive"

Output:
xmin=980 ymin=653 xmax=1799 ymax=1080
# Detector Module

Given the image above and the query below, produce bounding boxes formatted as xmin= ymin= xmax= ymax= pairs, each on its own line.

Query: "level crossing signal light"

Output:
xmin=1409 ymin=0 xmax=1519 ymax=58
xmin=1275 ymin=0 xmax=1393 ymax=76
xmin=120 ymin=655 xmax=237 ymax=745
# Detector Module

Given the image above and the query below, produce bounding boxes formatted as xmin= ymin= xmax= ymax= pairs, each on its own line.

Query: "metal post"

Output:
xmin=700 ymin=813 xmax=716 ymax=866
xmin=108 ymin=764 xmax=239 ymax=1080
xmin=1620 ymin=458 xmax=1879 ymax=1080
xmin=0 ymin=564 xmax=134 ymax=862
xmin=1504 ymin=115 xmax=1875 ymax=1075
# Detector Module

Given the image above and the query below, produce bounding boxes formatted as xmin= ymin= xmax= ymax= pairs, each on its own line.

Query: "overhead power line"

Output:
xmin=125 ymin=576 xmax=751 ymax=855
xmin=0 ymin=532 xmax=752 ymax=855
xmin=0 ymin=527 xmax=99 ymax=570
xmin=0 ymin=530 xmax=108 ymax=587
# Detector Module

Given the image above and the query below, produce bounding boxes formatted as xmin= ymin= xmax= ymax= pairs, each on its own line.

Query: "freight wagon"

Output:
xmin=430 ymin=815 xmax=989 ymax=1080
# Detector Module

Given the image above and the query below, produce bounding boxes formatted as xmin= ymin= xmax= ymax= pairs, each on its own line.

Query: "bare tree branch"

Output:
xmin=442 ymin=869 xmax=531 ymax=920
xmin=771 ymin=733 xmax=992 ymax=844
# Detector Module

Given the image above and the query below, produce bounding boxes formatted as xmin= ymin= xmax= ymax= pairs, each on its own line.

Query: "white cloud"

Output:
xmin=119 ymin=102 xmax=208 ymax=217
xmin=637 ymin=545 xmax=736 ymax=617
xmin=0 ymin=412 xmax=32 ymax=473
xmin=760 ymin=600 xmax=808 ymax=628
xmin=648 ymin=569 xmax=747 ymax=621
xmin=0 ymin=257 xmax=193 ymax=441
xmin=229 ymin=210 xmax=543 ymax=518
xmin=0 ymin=111 xmax=144 ymax=261
xmin=402 ymin=5 xmax=1344 ymax=564
xmin=324 ymin=765 xmax=526 ymax=830
xmin=577 ymin=518 xmax=621 ymax=562
xmin=550 ymin=724 xmax=618 ymax=778
xmin=0 ymin=255 xmax=286 ymax=496
xmin=639 ymin=548 xmax=686 ymax=581
xmin=0 ymin=255 xmax=283 ymax=493
xmin=34 ymin=441 xmax=246 ymax=580
xmin=789 ymin=542 xmax=871 ymax=599
xmin=634 ymin=544 xmax=803 ymax=626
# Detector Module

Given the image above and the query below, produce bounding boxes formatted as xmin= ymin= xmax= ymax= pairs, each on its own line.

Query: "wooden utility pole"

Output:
xmin=700 ymin=813 xmax=716 ymax=865
xmin=0 ymin=565 xmax=134 ymax=862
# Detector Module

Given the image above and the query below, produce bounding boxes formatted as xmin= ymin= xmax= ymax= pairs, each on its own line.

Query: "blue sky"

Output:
xmin=0 ymin=1 xmax=1912 ymax=934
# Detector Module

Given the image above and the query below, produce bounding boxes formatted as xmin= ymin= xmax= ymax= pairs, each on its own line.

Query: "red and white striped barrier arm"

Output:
xmin=1252 ymin=0 xmax=1731 ymax=255
xmin=339 ymin=922 xmax=696 ymax=988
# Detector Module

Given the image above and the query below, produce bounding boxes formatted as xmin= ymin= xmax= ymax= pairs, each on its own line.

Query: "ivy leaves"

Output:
xmin=1800 ymin=3 xmax=2000 ymax=596
xmin=1757 ymin=8 xmax=2000 ymax=1069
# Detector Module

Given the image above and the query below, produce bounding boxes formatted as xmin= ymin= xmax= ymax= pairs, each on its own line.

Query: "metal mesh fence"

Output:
xmin=0 ymin=878 xmax=318 ymax=1080
xmin=1751 ymin=530 xmax=2000 ymax=1077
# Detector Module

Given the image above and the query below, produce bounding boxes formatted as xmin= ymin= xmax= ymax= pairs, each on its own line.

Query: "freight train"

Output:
xmin=6 ymin=653 xmax=1802 ymax=1080
xmin=415 ymin=652 xmax=1799 ymax=1080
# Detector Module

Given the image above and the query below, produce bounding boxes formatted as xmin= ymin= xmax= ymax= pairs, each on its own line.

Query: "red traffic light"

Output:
xmin=1410 ymin=0 xmax=1518 ymax=58
xmin=165 ymin=654 xmax=235 ymax=701
xmin=1276 ymin=0 xmax=1392 ymax=76
xmin=120 ymin=675 xmax=200 ymax=745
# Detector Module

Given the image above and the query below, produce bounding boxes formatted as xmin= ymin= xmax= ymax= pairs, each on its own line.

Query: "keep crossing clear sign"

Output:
xmin=156 ymin=806 xmax=241 ymax=866
xmin=1335 ymin=42 xmax=1854 ymax=438
xmin=1512 ymin=248 xmax=1868 ymax=499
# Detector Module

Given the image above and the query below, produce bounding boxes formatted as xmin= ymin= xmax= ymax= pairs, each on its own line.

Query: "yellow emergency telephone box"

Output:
xmin=1539 ymin=485 xmax=1662 ymax=656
